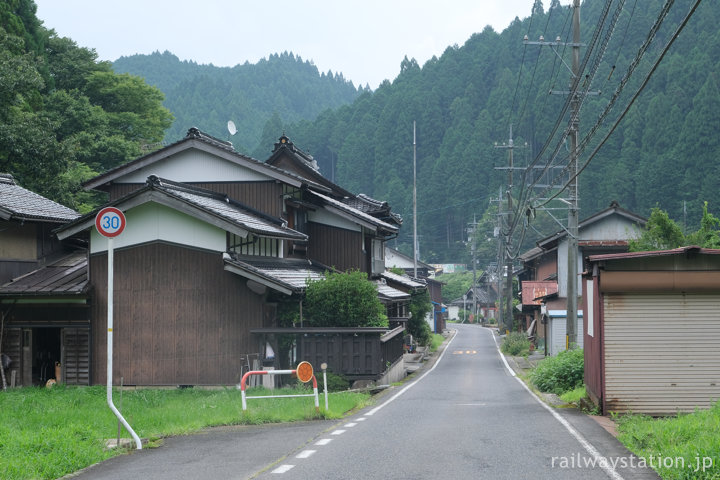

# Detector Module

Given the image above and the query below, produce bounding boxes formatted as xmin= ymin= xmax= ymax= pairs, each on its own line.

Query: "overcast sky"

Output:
xmin=34 ymin=0 xmax=544 ymax=89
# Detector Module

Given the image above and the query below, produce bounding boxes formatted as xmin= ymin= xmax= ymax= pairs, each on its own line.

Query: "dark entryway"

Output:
xmin=33 ymin=327 xmax=61 ymax=385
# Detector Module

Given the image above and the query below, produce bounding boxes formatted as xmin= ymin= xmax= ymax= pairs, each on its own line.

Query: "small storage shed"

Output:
xmin=546 ymin=309 xmax=584 ymax=356
xmin=583 ymin=246 xmax=720 ymax=415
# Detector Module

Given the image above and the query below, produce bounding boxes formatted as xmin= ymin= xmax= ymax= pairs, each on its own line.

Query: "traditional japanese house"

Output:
xmin=0 ymin=174 xmax=85 ymax=386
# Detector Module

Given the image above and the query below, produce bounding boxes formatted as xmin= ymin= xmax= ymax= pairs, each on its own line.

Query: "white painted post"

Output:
xmin=106 ymin=237 xmax=142 ymax=450
xmin=321 ymin=362 xmax=328 ymax=410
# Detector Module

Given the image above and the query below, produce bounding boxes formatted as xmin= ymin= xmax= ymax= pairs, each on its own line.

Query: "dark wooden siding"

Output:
xmin=89 ymin=242 xmax=265 ymax=386
xmin=306 ymin=222 xmax=365 ymax=273
xmin=109 ymin=182 xmax=284 ymax=218
xmin=3 ymin=305 xmax=90 ymax=326
xmin=108 ymin=183 xmax=143 ymax=201
xmin=62 ymin=328 xmax=90 ymax=385
xmin=301 ymin=333 xmax=382 ymax=379
xmin=1 ymin=328 xmax=22 ymax=386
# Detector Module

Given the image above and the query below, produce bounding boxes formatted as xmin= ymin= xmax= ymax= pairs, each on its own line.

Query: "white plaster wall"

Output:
xmin=308 ymin=208 xmax=361 ymax=232
xmin=119 ymin=149 xmax=272 ymax=184
xmin=91 ymin=202 xmax=227 ymax=253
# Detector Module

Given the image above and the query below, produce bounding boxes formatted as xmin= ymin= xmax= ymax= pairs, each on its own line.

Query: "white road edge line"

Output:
xmin=365 ymin=329 xmax=457 ymax=416
xmin=331 ymin=429 xmax=346 ymax=435
xmin=315 ymin=438 xmax=333 ymax=446
xmin=488 ymin=328 xmax=624 ymax=480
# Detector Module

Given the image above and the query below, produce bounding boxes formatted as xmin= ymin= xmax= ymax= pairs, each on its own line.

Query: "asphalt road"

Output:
xmin=68 ymin=325 xmax=660 ymax=479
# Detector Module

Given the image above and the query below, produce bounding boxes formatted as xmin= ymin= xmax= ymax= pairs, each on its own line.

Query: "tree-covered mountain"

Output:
xmin=4 ymin=0 xmax=718 ymax=266
xmin=112 ymin=51 xmax=365 ymax=154
xmin=260 ymin=0 xmax=719 ymax=264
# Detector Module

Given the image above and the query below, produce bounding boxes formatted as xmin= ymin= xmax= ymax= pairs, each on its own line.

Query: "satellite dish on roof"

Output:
xmin=227 ymin=120 xmax=237 ymax=136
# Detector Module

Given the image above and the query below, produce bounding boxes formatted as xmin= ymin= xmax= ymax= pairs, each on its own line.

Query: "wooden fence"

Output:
xmin=251 ymin=326 xmax=405 ymax=380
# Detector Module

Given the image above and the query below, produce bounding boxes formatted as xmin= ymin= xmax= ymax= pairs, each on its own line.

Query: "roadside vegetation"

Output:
xmin=0 ymin=384 xmax=371 ymax=480
xmin=616 ymin=402 xmax=720 ymax=480
xmin=529 ymin=348 xmax=584 ymax=396
xmin=429 ymin=333 xmax=445 ymax=352
xmin=500 ymin=331 xmax=532 ymax=356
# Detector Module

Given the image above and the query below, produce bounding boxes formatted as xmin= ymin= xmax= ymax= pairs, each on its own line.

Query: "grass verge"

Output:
xmin=616 ymin=401 xmax=720 ymax=480
xmin=0 ymin=384 xmax=371 ymax=480
xmin=559 ymin=385 xmax=586 ymax=405
xmin=429 ymin=333 xmax=445 ymax=352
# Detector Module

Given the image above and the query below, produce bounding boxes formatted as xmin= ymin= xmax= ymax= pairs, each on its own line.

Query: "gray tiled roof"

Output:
xmin=380 ymin=271 xmax=425 ymax=289
xmin=0 ymin=174 xmax=79 ymax=223
xmin=224 ymin=256 xmax=330 ymax=293
xmin=151 ymin=177 xmax=306 ymax=239
xmin=57 ymin=176 xmax=308 ymax=241
xmin=343 ymin=194 xmax=403 ymax=226
xmin=0 ymin=252 xmax=88 ymax=296
xmin=375 ymin=281 xmax=411 ymax=300
xmin=308 ymin=190 xmax=398 ymax=233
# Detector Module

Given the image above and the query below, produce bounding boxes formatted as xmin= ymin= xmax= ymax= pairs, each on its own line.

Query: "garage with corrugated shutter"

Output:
xmin=583 ymin=246 xmax=720 ymax=415
xmin=603 ymin=293 xmax=720 ymax=414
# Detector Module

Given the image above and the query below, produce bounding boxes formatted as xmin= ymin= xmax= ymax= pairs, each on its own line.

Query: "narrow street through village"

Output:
xmin=71 ymin=324 xmax=659 ymax=480
xmin=253 ymin=324 xmax=658 ymax=479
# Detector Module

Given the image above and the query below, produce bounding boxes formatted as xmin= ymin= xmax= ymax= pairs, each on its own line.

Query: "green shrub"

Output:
xmin=408 ymin=289 xmax=432 ymax=345
xmin=320 ymin=370 xmax=350 ymax=392
xmin=501 ymin=331 xmax=531 ymax=356
xmin=530 ymin=348 xmax=584 ymax=395
xmin=304 ymin=270 xmax=387 ymax=327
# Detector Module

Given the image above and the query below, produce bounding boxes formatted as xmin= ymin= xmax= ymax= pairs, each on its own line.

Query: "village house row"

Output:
xmin=0 ymin=128 xmax=442 ymax=388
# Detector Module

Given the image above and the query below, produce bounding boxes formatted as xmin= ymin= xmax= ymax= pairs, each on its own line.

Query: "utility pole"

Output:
xmin=494 ymin=125 xmax=526 ymax=333
xmin=413 ymin=121 xmax=418 ymax=278
xmin=468 ymin=217 xmax=478 ymax=321
xmin=565 ymin=0 xmax=581 ymax=349
xmin=490 ymin=189 xmax=504 ymax=332
xmin=524 ymin=0 xmax=582 ymax=348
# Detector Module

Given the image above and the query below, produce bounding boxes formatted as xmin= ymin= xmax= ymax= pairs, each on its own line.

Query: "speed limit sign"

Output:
xmin=95 ymin=207 xmax=126 ymax=238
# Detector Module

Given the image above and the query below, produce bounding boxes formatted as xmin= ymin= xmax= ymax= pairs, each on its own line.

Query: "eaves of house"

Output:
xmin=0 ymin=252 xmax=88 ymax=298
xmin=307 ymin=190 xmax=399 ymax=235
xmin=83 ymin=128 xmax=330 ymax=194
xmin=223 ymin=256 xmax=330 ymax=295
xmin=56 ymin=175 xmax=307 ymax=243
xmin=536 ymin=201 xmax=646 ymax=251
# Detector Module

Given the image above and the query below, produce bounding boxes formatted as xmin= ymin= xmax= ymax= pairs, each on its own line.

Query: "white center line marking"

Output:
xmin=356 ymin=417 xmax=367 ymax=421
xmin=365 ymin=330 xmax=457 ymax=416
xmin=315 ymin=438 xmax=333 ymax=446
xmin=344 ymin=422 xmax=357 ymax=427
xmin=272 ymin=464 xmax=294 ymax=474
xmin=331 ymin=429 xmax=346 ymax=435
xmin=296 ymin=450 xmax=316 ymax=459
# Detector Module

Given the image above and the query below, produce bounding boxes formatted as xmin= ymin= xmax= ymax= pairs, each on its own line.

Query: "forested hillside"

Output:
xmin=112 ymin=51 xmax=364 ymax=153
xmin=261 ymin=0 xmax=718 ymax=264
xmin=0 ymin=0 xmax=172 ymax=212
xmin=3 ymin=0 xmax=718 ymax=266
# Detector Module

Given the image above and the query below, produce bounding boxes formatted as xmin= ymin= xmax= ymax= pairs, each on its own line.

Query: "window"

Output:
xmin=228 ymin=233 xmax=279 ymax=257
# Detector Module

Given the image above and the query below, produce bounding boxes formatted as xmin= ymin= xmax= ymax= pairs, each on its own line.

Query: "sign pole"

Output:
xmin=96 ymin=207 xmax=141 ymax=450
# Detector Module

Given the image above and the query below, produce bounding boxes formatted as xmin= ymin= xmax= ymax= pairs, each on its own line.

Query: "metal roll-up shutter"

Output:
xmin=604 ymin=293 xmax=720 ymax=415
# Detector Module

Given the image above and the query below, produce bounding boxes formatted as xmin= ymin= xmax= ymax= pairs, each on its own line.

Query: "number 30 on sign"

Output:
xmin=95 ymin=207 xmax=126 ymax=238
